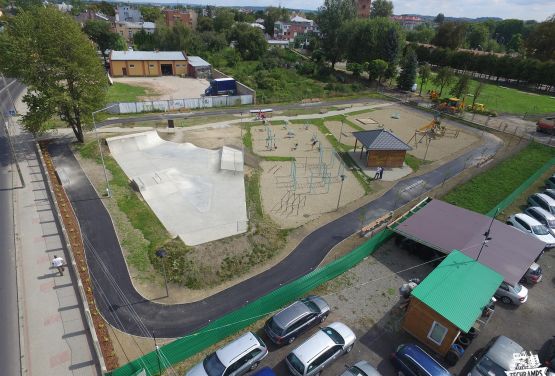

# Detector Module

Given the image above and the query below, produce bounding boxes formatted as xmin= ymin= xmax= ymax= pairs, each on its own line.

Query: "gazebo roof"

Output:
xmin=352 ymin=129 xmax=412 ymax=151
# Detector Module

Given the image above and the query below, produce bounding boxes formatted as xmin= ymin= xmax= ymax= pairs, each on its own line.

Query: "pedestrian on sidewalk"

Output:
xmin=374 ymin=166 xmax=381 ymax=180
xmin=379 ymin=166 xmax=384 ymax=179
xmin=52 ymin=255 xmax=66 ymax=276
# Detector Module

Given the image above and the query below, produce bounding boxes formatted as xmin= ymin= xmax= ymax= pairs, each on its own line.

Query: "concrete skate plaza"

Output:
xmin=107 ymin=131 xmax=247 ymax=245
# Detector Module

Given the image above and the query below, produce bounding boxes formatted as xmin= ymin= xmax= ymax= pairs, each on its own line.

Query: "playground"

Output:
xmin=345 ymin=106 xmax=480 ymax=162
xmin=252 ymin=122 xmax=365 ymax=228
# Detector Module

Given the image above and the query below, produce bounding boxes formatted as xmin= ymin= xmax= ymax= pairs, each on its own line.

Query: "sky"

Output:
xmin=155 ymin=0 xmax=555 ymax=21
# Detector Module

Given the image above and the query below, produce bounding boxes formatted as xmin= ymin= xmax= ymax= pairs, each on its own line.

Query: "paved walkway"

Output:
xmin=11 ymin=119 xmax=100 ymax=374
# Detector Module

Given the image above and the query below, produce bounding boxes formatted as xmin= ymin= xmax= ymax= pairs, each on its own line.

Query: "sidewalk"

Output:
xmin=11 ymin=115 xmax=101 ymax=374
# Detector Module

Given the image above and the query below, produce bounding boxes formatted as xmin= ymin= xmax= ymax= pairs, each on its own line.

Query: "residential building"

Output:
xmin=267 ymin=40 xmax=290 ymax=49
xmin=250 ymin=23 xmax=265 ymax=31
xmin=162 ymin=9 xmax=198 ymax=30
xmin=115 ymin=5 xmax=143 ymax=23
xmin=391 ymin=15 xmax=424 ymax=30
xmin=109 ymin=51 xmax=188 ymax=77
xmin=74 ymin=10 xmax=110 ymax=25
xmin=273 ymin=15 xmax=319 ymax=43
xmin=114 ymin=21 xmax=156 ymax=42
xmin=356 ymin=0 xmax=371 ymax=18
xmin=55 ymin=2 xmax=72 ymax=12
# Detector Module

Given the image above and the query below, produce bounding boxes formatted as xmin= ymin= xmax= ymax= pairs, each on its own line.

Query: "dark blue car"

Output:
xmin=391 ymin=344 xmax=452 ymax=376
xmin=251 ymin=367 xmax=276 ymax=376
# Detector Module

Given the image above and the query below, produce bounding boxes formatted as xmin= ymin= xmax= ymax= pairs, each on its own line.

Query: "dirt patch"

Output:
xmin=324 ymin=120 xmax=359 ymax=147
xmin=113 ymin=76 xmax=210 ymax=100
xmin=160 ymin=124 xmax=243 ymax=150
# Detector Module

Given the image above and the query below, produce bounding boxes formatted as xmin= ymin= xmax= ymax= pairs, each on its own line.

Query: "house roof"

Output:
xmin=394 ymin=199 xmax=546 ymax=286
xmin=110 ymin=51 xmax=186 ymax=61
xmin=291 ymin=15 xmax=313 ymax=24
xmin=187 ymin=56 xmax=211 ymax=67
xmin=352 ymin=129 xmax=412 ymax=151
xmin=411 ymin=250 xmax=503 ymax=333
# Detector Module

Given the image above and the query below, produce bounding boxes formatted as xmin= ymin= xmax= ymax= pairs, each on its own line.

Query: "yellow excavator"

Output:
xmin=438 ymin=97 xmax=465 ymax=114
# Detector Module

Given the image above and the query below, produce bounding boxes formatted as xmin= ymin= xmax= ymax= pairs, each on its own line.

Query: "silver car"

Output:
xmin=524 ymin=206 xmax=555 ymax=235
xmin=186 ymin=332 xmax=268 ymax=376
xmin=528 ymin=193 xmax=555 ymax=215
xmin=286 ymin=322 xmax=356 ymax=376
xmin=468 ymin=336 xmax=523 ymax=376
xmin=494 ymin=281 xmax=528 ymax=305
xmin=341 ymin=361 xmax=382 ymax=376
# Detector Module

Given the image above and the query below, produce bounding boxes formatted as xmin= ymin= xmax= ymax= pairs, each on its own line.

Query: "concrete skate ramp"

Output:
xmin=107 ymin=131 xmax=248 ymax=245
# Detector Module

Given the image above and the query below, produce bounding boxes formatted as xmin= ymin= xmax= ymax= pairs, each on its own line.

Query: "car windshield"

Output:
xmin=476 ymin=355 xmax=507 ymax=376
xmin=512 ymin=284 xmax=522 ymax=293
xmin=532 ymin=225 xmax=550 ymax=235
xmin=547 ymin=219 xmax=555 ymax=228
xmin=322 ymin=327 xmax=344 ymax=345
xmin=267 ymin=318 xmax=284 ymax=336
xmin=203 ymin=353 xmax=225 ymax=376
xmin=302 ymin=299 xmax=320 ymax=313
xmin=348 ymin=366 xmax=368 ymax=376
xmin=287 ymin=353 xmax=305 ymax=375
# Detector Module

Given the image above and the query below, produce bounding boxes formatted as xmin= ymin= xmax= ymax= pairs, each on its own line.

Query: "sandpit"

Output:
xmin=253 ymin=123 xmax=365 ymax=228
xmin=107 ymin=130 xmax=247 ymax=245
xmin=346 ymin=106 xmax=479 ymax=161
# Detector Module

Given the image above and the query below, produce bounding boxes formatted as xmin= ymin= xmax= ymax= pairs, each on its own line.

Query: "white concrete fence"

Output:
xmin=107 ymin=95 xmax=254 ymax=114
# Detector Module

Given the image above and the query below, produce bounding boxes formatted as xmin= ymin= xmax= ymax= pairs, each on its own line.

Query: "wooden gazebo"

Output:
xmin=353 ymin=129 xmax=412 ymax=168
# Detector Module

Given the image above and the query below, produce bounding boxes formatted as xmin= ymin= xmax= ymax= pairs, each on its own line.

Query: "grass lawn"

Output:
xmin=405 ymin=153 xmax=430 ymax=172
xmin=106 ymin=82 xmax=157 ymax=103
xmin=419 ymin=74 xmax=555 ymax=115
xmin=443 ymin=142 xmax=555 ymax=214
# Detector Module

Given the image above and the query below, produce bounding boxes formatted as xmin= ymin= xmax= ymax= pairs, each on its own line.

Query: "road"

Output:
xmin=0 ymin=77 xmax=26 ymax=376
xmin=47 ymin=118 xmax=503 ymax=338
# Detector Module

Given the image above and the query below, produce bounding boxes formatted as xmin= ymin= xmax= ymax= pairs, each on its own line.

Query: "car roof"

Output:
xmin=349 ymin=361 xmax=381 ymax=376
xmin=290 ymin=328 xmax=336 ymax=365
xmin=526 ymin=206 xmax=555 ymax=220
xmin=397 ymin=344 xmax=451 ymax=376
xmin=252 ymin=367 xmax=276 ymax=376
xmin=486 ymin=336 xmax=523 ymax=370
xmin=532 ymin=193 xmax=555 ymax=205
xmin=273 ymin=301 xmax=311 ymax=329
xmin=514 ymin=213 xmax=543 ymax=226
xmin=216 ymin=332 xmax=261 ymax=366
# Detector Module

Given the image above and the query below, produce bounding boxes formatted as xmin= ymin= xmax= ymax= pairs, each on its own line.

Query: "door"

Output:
xmin=122 ymin=67 xmax=127 ymax=76
xmin=161 ymin=64 xmax=173 ymax=75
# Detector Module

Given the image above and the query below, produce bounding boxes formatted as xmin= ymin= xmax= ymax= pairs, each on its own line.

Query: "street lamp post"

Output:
xmin=156 ymin=248 xmax=169 ymax=297
xmin=336 ymin=174 xmax=346 ymax=211
xmin=476 ymin=208 xmax=500 ymax=261
xmin=92 ymin=104 xmax=118 ymax=197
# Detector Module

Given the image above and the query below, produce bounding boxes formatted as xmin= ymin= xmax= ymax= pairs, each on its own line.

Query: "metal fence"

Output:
xmin=108 ymin=95 xmax=254 ymax=114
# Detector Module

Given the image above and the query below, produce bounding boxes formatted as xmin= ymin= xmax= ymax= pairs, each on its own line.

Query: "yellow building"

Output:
xmin=109 ymin=51 xmax=188 ymax=77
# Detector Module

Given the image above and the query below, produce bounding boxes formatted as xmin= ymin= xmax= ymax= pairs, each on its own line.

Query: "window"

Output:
xmin=150 ymin=64 xmax=155 ymax=68
xmin=427 ymin=321 xmax=448 ymax=345
xmin=129 ymin=64 xmax=135 ymax=68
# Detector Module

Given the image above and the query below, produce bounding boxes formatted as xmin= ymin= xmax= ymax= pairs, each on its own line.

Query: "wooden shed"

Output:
xmin=109 ymin=50 xmax=188 ymax=77
xmin=352 ymin=130 xmax=412 ymax=168
xmin=403 ymin=251 xmax=502 ymax=356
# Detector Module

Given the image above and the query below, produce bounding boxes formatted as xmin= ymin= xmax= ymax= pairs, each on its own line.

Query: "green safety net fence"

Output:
xmin=108 ymin=154 xmax=555 ymax=376
xmin=108 ymin=229 xmax=394 ymax=376
xmin=486 ymin=156 xmax=555 ymax=217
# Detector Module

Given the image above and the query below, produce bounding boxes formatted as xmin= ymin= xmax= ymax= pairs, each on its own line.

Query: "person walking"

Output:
xmin=374 ymin=166 xmax=381 ymax=180
xmin=52 ymin=255 xmax=66 ymax=276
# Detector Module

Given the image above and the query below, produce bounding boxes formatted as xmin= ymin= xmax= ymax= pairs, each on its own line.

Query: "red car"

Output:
xmin=537 ymin=117 xmax=555 ymax=134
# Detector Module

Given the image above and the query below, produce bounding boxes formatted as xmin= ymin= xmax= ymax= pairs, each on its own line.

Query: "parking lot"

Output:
xmin=251 ymin=236 xmax=555 ymax=376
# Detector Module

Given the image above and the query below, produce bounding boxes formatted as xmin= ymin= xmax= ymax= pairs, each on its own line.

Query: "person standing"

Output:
xmin=374 ymin=166 xmax=381 ymax=180
xmin=379 ymin=166 xmax=384 ymax=179
xmin=52 ymin=255 xmax=66 ymax=276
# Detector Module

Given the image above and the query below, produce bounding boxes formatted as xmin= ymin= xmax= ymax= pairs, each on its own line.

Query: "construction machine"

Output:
xmin=438 ymin=97 xmax=465 ymax=114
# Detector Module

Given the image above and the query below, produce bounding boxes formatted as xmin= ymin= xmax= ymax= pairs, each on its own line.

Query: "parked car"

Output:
xmin=264 ymin=296 xmax=330 ymax=345
xmin=285 ymin=322 xmax=356 ymax=376
xmin=390 ymin=344 xmax=452 ymax=376
xmin=528 ymin=193 xmax=555 ymax=215
xmin=186 ymin=332 xmax=268 ymax=376
xmin=521 ymin=262 xmax=543 ymax=284
xmin=468 ymin=336 xmax=523 ymax=376
xmin=340 ymin=361 xmax=382 ymax=376
xmin=539 ymin=337 xmax=555 ymax=373
xmin=524 ymin=206 xmax=555 ymax=235
xmin=537 ymin=117 xmax=555 ymax=135
xmin=506 ymin=213 xmax=555 ymax=247
xmin=546 ymin=175 xmax=555 ymax=190
xmin=494 ymin=281 xmax=528 ymax=305
xmin=543 ymin=189 xmax=555 ymax=201
xmin=251 ymin=367 xmax=276 ymax=376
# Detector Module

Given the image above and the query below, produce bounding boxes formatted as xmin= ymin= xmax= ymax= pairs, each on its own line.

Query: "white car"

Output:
xmin=506 ymin=213 xmax=555 ymax=247
xmin=495 ymin=281 xmax=529 ymax=305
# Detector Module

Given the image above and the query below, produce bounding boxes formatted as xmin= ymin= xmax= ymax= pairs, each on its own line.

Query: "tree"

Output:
xmin=494 ymin=19 xmax=524 ymax=45
xmin=96 ymin=1 xmax=115 ymax=16
xmin=406 ymin=24 xmax=435 ymax=44
xmin=526 ymin=16 xmax=555 ymax=61
xmin=434 ymin=13 xmax=445 ymax=24
xmin=507 ymin=33 xmax=524 ymax=54
xmin=432 ymin=22 xmax=467 ymax=49
xmin=317 ymin=0 xmax=357 ymax=69
xmin=367 ymin=59 xmax=388 ymax=86
xmin=214 ymin=8 xmax=235 ymax=32
xmin=264 ymin=6 xmax=289 ymax=36
xmin=370 ymin=0 xmax=393 ymax=18
xmin=0 ymin=6 xmax=108 ymax=142
xmin=397 ymin=48 xmax=417 ymax=90
xmin=228 ymin=23 xmax=268 ymax=60
xmin=139 ymin=6 xmax=161 ymax=23
xmin=197 ymin=16 xmax=214 ymax=32
xmin=466 ymin=23 xmax=490 ymax=50
xmin=83 ymin=20 xmax=125 ymax=64
xmin=432 ymin=66 xmax=455 ymax=96
xmin=346 ymin=62 xmax=365 ymax=77
xmin=418 ymin=63 xmax=431 ymax=95
xmin=449 ymin=74 xmax=470 ymax=98
xmin=471 ymin=81 xmax=484 ymax=108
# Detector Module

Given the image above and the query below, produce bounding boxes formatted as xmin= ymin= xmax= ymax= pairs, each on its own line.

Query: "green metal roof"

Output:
xmin=411 ymin=250 xmax=503 ymax=333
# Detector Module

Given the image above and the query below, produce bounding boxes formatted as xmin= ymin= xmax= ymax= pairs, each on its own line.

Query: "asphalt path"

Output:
xmin=0 ymin=79 xmax=26 ymax=375
xmin=47 ymin=118 xmax=503 ymax=338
